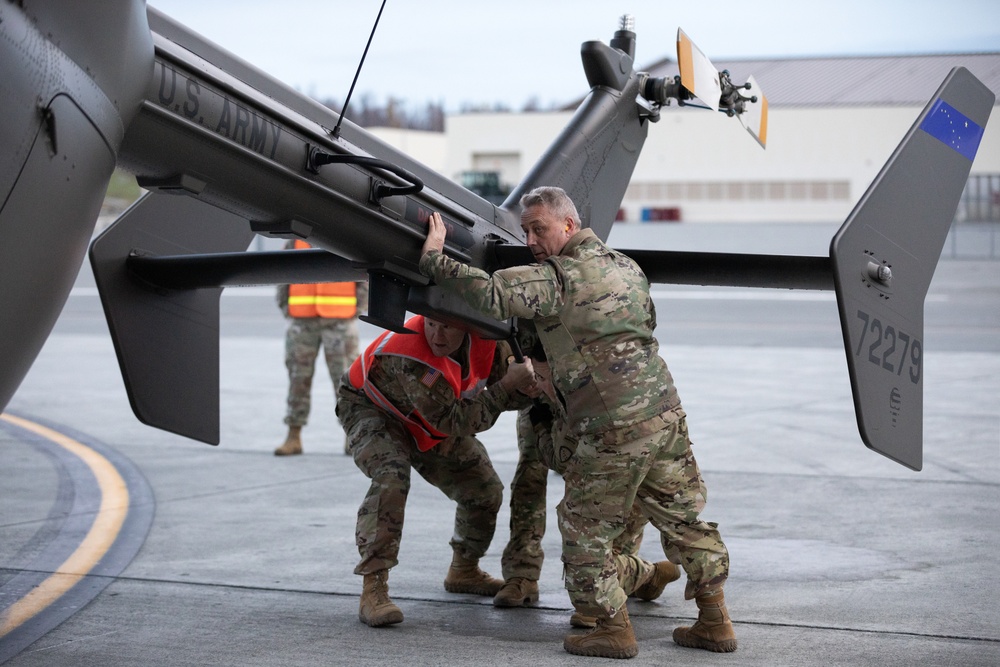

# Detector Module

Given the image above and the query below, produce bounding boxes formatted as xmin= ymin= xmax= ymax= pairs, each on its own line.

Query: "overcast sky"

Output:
xmin=149 ymin=0 xmax=1000 ymax=111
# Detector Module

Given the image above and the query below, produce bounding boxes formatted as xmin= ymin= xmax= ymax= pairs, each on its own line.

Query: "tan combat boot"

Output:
xmin=493 ymin=577 xmax=539 ymax=607
xmin=672 ymin=591 xmax=737 ymax=652
xmin=358 ymin=570 xmax=404 ymax=627
xmin=569 ymin=558 xmax=681 ymax=629
xmin=563 ymin=606 xmax=638 ymax=659
xmin=443 ymin=552 xmax=504 ymax=596
xmin=631 ymin=560 xmax=681 ymax=601
xmin=274 ymin=426 xmax=302 ymax=456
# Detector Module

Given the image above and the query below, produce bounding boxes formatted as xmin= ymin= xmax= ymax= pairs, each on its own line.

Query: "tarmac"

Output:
xmin=1 ymin=222 xmax=998 ymax=666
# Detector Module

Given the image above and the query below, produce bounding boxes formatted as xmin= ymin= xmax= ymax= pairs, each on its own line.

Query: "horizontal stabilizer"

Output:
xmin=493 ymin=244 xmax=832 ymax=290
xmin=90 ymin=193 xmax=254 ymax=444
xmin=126 ymin=248 xmax=367 ymax=289
xmin=614 ymin=249 xmax=830 ymax=290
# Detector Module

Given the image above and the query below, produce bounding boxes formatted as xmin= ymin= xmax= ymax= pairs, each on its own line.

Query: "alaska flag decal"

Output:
xmin=920 ymin=99 xmax=985 ymax=161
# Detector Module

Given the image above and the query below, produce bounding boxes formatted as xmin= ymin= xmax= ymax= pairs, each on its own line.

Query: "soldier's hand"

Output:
xmin=421 ymin=211 xmax=447 ymax=257
xmin=501 ymin=357 xmax=537 ymax=395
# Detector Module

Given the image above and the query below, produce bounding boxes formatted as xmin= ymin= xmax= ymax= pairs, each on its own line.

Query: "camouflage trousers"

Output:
xmin=559 ymin=410 xmax=729 ymax=618
xmin=336 ymin=389 xmax=504 ymax=576
xmin=284 ymin=317 xmax=359 ymax=427
xmin=502 ymin=407 xmax=652 ymax=594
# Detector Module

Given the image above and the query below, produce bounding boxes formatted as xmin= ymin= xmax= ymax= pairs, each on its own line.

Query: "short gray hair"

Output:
xmin=519 ymin=186 xmax=581 ymax=227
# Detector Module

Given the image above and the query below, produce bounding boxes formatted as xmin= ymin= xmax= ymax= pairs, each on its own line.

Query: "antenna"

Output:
xmin=332 ymin=0 xmax=387 ymax=140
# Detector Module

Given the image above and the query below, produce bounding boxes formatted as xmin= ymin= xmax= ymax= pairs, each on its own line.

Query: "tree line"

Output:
xmin=319 ymin=93 xmax=561 ymax=132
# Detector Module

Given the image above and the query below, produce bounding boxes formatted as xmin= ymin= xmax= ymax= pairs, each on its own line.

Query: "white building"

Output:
xmin=434 ymin=52 xmax=1000 ymax=225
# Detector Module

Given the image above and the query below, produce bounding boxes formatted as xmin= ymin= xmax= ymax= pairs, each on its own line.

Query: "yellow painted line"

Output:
xmin=0 ymin=414 xmax=129 ymax=637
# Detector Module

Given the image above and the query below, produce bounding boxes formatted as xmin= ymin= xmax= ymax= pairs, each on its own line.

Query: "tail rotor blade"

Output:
xmin=738 ymin=75 xmax=769 ymax=148
xmin=677 ymin=28 xmax=722 ymax=110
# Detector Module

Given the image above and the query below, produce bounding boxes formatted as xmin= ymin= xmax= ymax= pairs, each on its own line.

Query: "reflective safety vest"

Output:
xmin=287 ymin=240 xmax=358 ymax=318
xmin=348 ymin=315 xmax=497 ymax=451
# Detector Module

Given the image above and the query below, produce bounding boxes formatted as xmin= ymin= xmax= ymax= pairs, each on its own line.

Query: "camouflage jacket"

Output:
xmin=339 ymin=338 xmax=526 ymax=439
xmin=420 ymin=228 xmax=680 ymax=435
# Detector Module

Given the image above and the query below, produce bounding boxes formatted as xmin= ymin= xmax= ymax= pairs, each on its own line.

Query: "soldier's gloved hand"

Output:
xmin=500 ymin=358 xmax=537 ymax=395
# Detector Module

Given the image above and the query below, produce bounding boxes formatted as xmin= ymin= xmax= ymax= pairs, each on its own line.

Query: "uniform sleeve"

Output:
xmin=488 ymin=340 xmax=534 ymax=412
xmin=487 ymin=340 xmax=512 ymax=386
xmin=277 ymin=239 xmax=295 ymax=316
xmin=355 ymin=280 xmax=369 ymax=314
xmin=276 ymin=283 xmax=289 ymax=317
xmin=370 ymin=354 xmax=517 ymax=437
xmin=419 ymin=250 xmax=566 ymax=321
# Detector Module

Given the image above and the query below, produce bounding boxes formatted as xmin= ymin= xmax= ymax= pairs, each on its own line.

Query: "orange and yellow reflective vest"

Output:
xmin=348 ymin=315 xmax=496 ymax=451
xmin=287 ymin=240 xmax=357 ymax=319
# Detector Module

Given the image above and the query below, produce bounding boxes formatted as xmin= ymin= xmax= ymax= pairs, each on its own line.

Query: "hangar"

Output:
xmin=378 ymin=53 xmax=1000 ymax=229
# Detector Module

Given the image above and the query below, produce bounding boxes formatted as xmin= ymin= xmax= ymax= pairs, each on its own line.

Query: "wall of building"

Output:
xmin=442 ymin=102 xmax=1000 ymax=224
xmin=444 ymin=112 xmax=571 ymax=192
xmin=368 ymin=127 xmax=449 ymax=173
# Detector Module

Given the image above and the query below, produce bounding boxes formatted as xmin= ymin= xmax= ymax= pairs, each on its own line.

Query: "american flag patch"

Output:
xmin=421 ymin=368 xmax=440 ymax=387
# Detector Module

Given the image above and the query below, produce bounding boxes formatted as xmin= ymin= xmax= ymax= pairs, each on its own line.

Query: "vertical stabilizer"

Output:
xmin=830 ymin=67 xmax=994 ymax=470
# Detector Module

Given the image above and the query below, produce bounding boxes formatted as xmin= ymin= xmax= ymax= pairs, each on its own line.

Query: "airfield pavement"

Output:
xmin=1 ymin=222 xmax=998 ymax=666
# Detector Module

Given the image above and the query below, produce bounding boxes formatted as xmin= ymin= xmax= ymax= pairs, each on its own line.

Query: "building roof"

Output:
xmin=612 ymin=53 xmax=1000 ymax=108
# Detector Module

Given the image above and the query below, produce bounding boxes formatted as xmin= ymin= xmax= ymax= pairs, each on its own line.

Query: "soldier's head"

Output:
xmin=519 ymin=186 xmax=581 ymax=262
xmin=423 ymin=317 xmax=466 ymax=357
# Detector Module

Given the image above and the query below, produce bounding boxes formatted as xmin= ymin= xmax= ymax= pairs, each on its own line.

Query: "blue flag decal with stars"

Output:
xmin=920 ymin=99 xmax=985 ymax=161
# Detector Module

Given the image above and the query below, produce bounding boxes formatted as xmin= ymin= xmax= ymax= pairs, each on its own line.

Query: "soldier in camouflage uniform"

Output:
xmin=494 ymin=332 xmax=681 ymax=627
xmin=336 ymin=315 xmax=537 ymax=628
xmin=275 ymin=240 xmax=368 ymax=456
xmin=421 ymin=187 xmax=736 ymax=657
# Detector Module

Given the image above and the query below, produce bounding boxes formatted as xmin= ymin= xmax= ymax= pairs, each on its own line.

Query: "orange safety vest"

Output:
xmin=287 ymin=240 xmax=358 ymax=319
xmin=348 ymin=315 xmax=497 ymax=451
